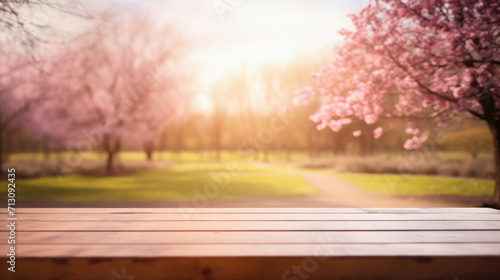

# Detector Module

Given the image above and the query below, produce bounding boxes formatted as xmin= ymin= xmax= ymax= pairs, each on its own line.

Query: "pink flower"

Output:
xmin=403 ymin=133 xmax=429 ymax=150
xmin=293 ymin=87 xmax=315 ymax=105
xmin=364 ymin=114 xmax=378 ymax=124
xmin=328 ymin=120 xmax=342 ymax=132
xmin=405 ymin=127 xmax=420 ymax=135
xmin=404 ymin=136 xmax=422 ymax=150
xmin=353 ymin=130 xmax=362 ymax=137
xmin=340 ymin=118 xmax=352 ymax=125
xmin=373 ymin=127 xmax=383 ymax=139
xmin=316 ymin=122 xmax=328 ymax=131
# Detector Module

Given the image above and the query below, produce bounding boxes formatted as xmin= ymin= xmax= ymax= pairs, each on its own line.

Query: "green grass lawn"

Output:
xmin=2 ymin=163 xmax=316 ymax=202
xmin=5 ymin=151 xmax=495 ymax=202
xmin=336 ymin=173 xmax=494 ymax=196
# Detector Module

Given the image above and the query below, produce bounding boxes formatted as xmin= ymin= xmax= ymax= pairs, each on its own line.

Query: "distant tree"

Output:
xmin=209 ymin=80 xmax=230 ymax=162
xmin=295 ymin=0 xmax=500 ymax=204
xmin=0 ymin=0 xmax=95 ymax=50
xmin=0 ymin=49 xmax=43 ymax=173
xmin=0 ymin=0 xmax=96 ymax=175
xmin=261 ymin=57 xmax=323 ymax=159
xmin=30 ymin=17 xmax=187 ymax=173
xmin=130 ymin=54 xmax=192 ymax=162
xmin=209 ymin=69 xmax=249 ymax=161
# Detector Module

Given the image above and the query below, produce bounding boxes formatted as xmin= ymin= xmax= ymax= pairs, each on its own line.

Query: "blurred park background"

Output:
xmin=0 ymin=0 xmax=497 ymax=207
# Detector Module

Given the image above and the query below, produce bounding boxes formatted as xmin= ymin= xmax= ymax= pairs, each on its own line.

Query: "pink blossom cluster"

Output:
xmin=295 ymin=0 xmax=499 ymax=150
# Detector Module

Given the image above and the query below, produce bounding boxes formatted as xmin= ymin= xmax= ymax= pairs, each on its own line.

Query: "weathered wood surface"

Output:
xmin=4 ymin=207 xmax=499 ymax=214
xmin=1 ymin=207 xmax=499 ymax=280
xmin=4 ymin=213 xmax=500 ymax=221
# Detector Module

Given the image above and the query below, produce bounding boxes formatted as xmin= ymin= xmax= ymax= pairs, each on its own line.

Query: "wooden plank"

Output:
xmin=0 ymin=207 xmax=499 ymax=280
xmin=3 ymin=207 xmax=499 ymax=214
xmin=2 ymin=257 xmax=499 ymax=280
xmin=4 ymin=213 xmax=500 ymax=221
xmin=2 ymin=243 xmax=500 ymax=257
xmin=4 ymin=230 xmax=500 ymax=244
xmin=6 ymin=220 xmax=500 ymax=231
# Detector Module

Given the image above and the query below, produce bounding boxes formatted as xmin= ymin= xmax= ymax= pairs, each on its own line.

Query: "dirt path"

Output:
xmin=287 ymin=170 xmax=474 ymax=207
xmin=200 ymin=169 xmax=475 ymax=208
xmin=13 ymin=169 xmax=479 ymax=208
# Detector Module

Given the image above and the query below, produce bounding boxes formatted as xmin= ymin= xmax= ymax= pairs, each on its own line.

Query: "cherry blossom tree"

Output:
xmin=51 ymin=17 xmax=187 ymax=173
xmin=0 ymin=48 xmax=46 ymax=174
xmin=0 ymin=0 xmax=96 ymax=51
xmin=294 ymin=0 xmax=500 ymax=204
xmin=0 ymin=1 xmax=99 ymax=175
xmin=129 ymin=70 xmax=192 ymax=161
xmin=23 ymin=55 xmax=83 ymax=160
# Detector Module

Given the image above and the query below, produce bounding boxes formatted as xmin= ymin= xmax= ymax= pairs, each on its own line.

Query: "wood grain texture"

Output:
xmin=2 ymin=243 xmax=500 ymax=257
xmin=3 ymin=207 xmax=500 ymax=214
xmin=6 ymin=220 xmax=500 ymax=231
xmin=3 ymin=213 xmax=500 ymax=221
xmin=0 ymin=208 xmax=499 ymax=280
xmin=1 ymin=257 xmax=499 ymax=280
xmin=2 ymin=230 xmax=500 ymax=244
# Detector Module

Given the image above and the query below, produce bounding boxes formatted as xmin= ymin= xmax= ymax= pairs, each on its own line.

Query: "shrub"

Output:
xmin=298 ymin=154 xmax=494 ymax=179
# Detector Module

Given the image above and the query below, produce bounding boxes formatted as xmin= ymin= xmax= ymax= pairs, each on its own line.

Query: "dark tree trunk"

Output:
xmin=480 ymin=92 xmax=500 ymax=206
xmin=145 ymin=142 xmax=154 ymax=161
xmin=106 ymin=151 xmax=114 ymax=173
xmin=146 ymin=149 xmax=153 ymax=161
xmin=42 ymin=137 xmax=51 ymax=160
xmin=0 ymin=126 xmax=3 ymax=177
xmin=158 ymin=128 xmax=169 ymax=161
xmin=490 ymin=123 xmax=500 ymax=205
xmin=214 ymin=128 xmax=221 ymax=162
xmin=103 ymin=134 xmax=121 ymax=174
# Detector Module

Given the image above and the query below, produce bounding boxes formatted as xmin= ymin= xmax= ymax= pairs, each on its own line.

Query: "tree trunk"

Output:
xmin=42 ymin=137 xmax=51 ymax=160
xmin=106 ymin=151 xmax=114 ymax=173
xmin=145 ymin=142 xmax=154 ymax=161
xmin=491 ymin=125 xmax=500 ymax=205
xmin=0 ymin=126 xmax=3 ymax=177
xmin=103 ymin=134 xmax=121 ymax=174
xmin=485 ymin=116 xmax=500 ymax=206
xmin=214 ymin=131 xmax=221 ymax=162
xmin=146 ymin=149 xmax=153 ymax=161
xmin=475 ymin=87 xmax=498 ymax=205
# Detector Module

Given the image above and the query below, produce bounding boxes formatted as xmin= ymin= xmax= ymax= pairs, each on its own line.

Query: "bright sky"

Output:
xmin=109 ymin=0 xmax=368 ymax=84
xmin=102 ymin=0 xmax=369 ymax=110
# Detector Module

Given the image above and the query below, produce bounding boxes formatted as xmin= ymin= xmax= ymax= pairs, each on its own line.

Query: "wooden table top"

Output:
xmin=1 ymin=207 xmax=500 ymax=258
xmin=1 ymin=207 xmax=500 ymax=280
